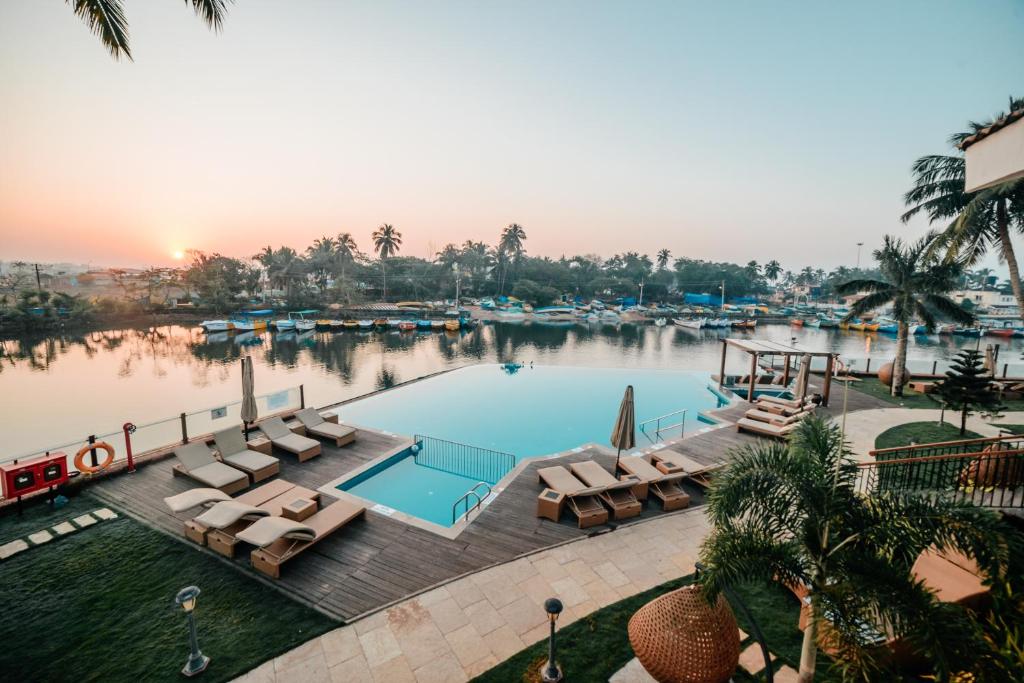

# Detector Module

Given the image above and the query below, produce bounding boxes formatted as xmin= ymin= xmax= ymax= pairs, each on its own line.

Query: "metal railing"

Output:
xmin=413 ymin=435 xmax=515 ymax=485
xmin=870 ymin=434 xmax=1024 ymax=461
xmin=857 ymin=438 xmax=1024 ymax=509
xmin=452 ymin=482 xmax=492 ymax=525
xmin=639 ymin=408 xmax=688 ymax=444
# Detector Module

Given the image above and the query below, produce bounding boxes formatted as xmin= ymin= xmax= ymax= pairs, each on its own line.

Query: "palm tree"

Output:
xmin=699 ymin=418 xmax=1015 ymax=682
xmin=656 ymin=249 xmax=671 ymax=271
xmin=334 ymin=232 xmax=359 ymax=302
xmin=744 ymin=260 xmax=761 ymax=279
xmin=497 ymin=223 xmax=527 ymax=294
xmin=305 ymin=236 xmax=336 ymax=292
xmin=764 ymin=259 xmax=782 ymax=284
xmin=902 ymin=96 xmax=1024 ymax=312
xmin=67 ymin=0 xmax=230 ymax=61
xmin=836 ymin=235 xmax=973 ymax=396
xmin=372 ymin=224 xmax=402 ymax=301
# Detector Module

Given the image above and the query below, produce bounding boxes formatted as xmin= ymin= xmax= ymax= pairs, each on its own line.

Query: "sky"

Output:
xmin=0 ymin=1 xmax=1022 ymax=272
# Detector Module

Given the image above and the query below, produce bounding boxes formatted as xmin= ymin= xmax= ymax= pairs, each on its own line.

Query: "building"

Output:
xmin=960 ymin=106 xmax=1024 ymax=192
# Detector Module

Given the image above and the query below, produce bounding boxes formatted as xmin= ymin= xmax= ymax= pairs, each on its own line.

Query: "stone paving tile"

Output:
xmin=609 ymin=656 xmax=656 ymax=682
xmin=549 ymin=544 xmax=579 ymax=565
xmin=353 ymin=610 xmax=388 ymax=636
xmin=503 ymin=556 xmax=539 ymax=583
xmin=774 ymin=664 xmax=801 ymax=682
xmin=416 ymin=587 xmax=451 ymax=608
xmin=549 ymin=576 xmax=590 ymax=608
xmin=478 ymin=576 xmax=523 ymax=609
xmin=426 ymin=597 xmax=470 ymax=635
xmin=463 ymin=597 xmax=506 ymax=636
xmin=0 ymin=539 xmax=29 ymax=560
xmin=358 ymin=626 xmax=402 ymax=668
xmin=445 ymin=623 xmax=492 ymax=668
xmin=521 ymin=622 xmax=549 ymax=647
xmin=28 ymin=530 xmax=53 ymax=545
xmin=237 ymin=660 xmax=276 ymax=683
xmin=463 ymin=654 xmax=498 ymax=679
xmin=320 ymin=627 xmax=361 ymax=668
xmin=497 ymin=596 xmax=548 ymax=637
xmin=275 ymin=650 xmax=330 ymax=683
xmin=52 ymin=521 xmax=76 ymax=536
xmin=592 ymin=560 xmax=631 ymax=588
xmin=93 ymin=508 xmax=118 ymax=520
xmin=329 ymin=654 xmax=371 ymax=682
xmin=738 ymin=642 xmax=776 ymax=673
xmin=391 ymin=618 xmax=452 ymax=670
xmin=582 ymin=577 xmax=620 ymax=608
xmin=482 ymin=624 xmax=525 ymax=662
xmin=447 ymin=577 xmax=485 ymax=608
xmin=274 ymin=637 xmax=323 ymax=672
xmin=562 ymin=558 xmax=600 ymax=584
xmin=516 ymin=573 xmax=556 ymax=606
xmin=371 ymin=654 xmax=416 ymax=683
xmin=531 ymin=555 xmax=569 ymax=581
xmin=412 ymin=651 xmax=466 ymax=683
xmin=72 ymin=513 xmax=97 ymax=528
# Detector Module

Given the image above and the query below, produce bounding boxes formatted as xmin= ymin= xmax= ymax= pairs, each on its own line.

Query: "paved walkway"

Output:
xmin=234 ymin=508 xmax=710 ymax=682
xmin=840 ymin=409 xmax=1024 ymax=461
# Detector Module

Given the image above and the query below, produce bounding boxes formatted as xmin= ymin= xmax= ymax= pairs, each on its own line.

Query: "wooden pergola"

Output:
xmin=718 ymin=338 xmax=838 ymax=406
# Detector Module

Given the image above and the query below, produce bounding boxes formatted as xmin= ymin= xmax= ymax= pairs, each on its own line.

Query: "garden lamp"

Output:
xmin=542 ymin=597 xmax=564 ymax=682
xmin=175 ymin=585 xmax=210 ymax=677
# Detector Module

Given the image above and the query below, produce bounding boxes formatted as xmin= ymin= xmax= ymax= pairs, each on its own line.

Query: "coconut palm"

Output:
xmin=497 ymin=223 xmax=527 ymax=294
xmin=372 ymin=224 xmax=402 ymax=301
xmin=699 ymin=418 xmax=1015 ymax=682
xmin=837 ymin=234 xmax=973 ymax=397
xmin=333 ymin=232 xmax=360 ymax=302
xmin=656 ymin=249 xmax=672 ymax=271
xmin=305 ymin=236 xmax=336 ymax=291
xmin=903 ymin=96 xmax=1024 ymax=311
xmin=67 ymin=0 xmax=230 ymax=61
xmin=764 ymin=259 xmax=782 ymax=284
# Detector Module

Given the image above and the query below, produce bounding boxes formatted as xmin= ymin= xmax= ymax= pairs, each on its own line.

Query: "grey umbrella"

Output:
xmin=611 ymin=385 xmax=636 ymax=473
xmin=240 ymin=356 xmax=258 ymax=439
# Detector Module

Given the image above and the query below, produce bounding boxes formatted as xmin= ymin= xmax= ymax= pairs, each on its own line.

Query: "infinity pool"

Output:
xmin=332 ymin=364 xmax=728 ymax=528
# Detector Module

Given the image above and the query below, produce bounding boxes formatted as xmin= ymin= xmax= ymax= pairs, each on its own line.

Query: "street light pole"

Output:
xmin=856 ymin=242 xmax=864 ymax=269
xmin=542 ymin=598 xmax=564 ymax=682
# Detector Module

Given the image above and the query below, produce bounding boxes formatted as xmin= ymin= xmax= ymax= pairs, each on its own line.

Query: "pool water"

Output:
xmin=333 ymin=364 xmax=727 ymax=528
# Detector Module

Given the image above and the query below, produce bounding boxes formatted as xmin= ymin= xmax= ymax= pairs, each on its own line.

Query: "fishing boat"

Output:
xmin=705 ymin=318 xmax=731 ymax=329
xmin=386 ymin=319 xmax=403 ymax=327
xmin=229 ymin=309 xmax=273 ymax=331
xmin=805 ymin=318 xmax=821 ymax=328
xmin=430 ymin=320 xmax=445 ymax=330
xmin=848 ymin=320 xmax=866 ymax=331
xmin=618 ymin=306 xmax=646 ymax=323
xmin=674 ymin=318 xmax=706 ymax=330
xmin=496 ymin=306 xmax=527 ymax=320
xmin=358 ymin=320 xmax=374 ymax=329
xmin=272 ymin=316 xmax=295 ymax=331
xmin=444 ymin=319 xmax=461 ymax=332
xmin=953 ymin=327 xmax=983 ymax=337
xmin=329 ymin=320 xmax=345 ymax=331
xmin=876 ymin=321 xmax=898 ymax=334
xmin=291 ymin=311 xmax=318 ymax=332
xmin=200 ymin=319 xmax=233 ymax=332
xmin=936 ymin=323 xmax=956 ymax=335
xmin=398 ymin=321 xmax=416 ymax=331
xmin=373 ymin=318 xmax=388 ymax=328
xmin=862 ymin=322 xmax=880 ymax=332
xmin=654 ymin=317 xmax=668 ymax=327
xmin=533 ymin=306 xmax=576 ymax=322
xmin=599 ymin=310 xmax=621 ymax=322
xmin=316 ymin=318 xmax=333 ymax=330
xmin=343 ymin=319 xmax=359 ymax=329
xmin=790 ymin=318 xmax=805 ymax=327
xmin=731 ymin=319 xmax=757 ymax=329
xmin=986 ymin=327 xmax=1016 ymax=338
xmin=416 ymin=320 xmax=433 ymax=329
xmin=480 ymin=298 xmax=496 ymax=311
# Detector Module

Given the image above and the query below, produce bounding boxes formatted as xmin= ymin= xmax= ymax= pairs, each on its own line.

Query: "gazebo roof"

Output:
xmin=722 ymin=338 xmax=836 ymax=357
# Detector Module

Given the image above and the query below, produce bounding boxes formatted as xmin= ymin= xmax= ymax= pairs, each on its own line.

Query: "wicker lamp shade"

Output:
xmin=627 ymin=585 xmax=740 ymax=683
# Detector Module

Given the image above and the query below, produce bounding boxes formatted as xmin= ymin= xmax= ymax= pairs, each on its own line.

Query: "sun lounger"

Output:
xmin=737 ymin=417 xmax=798 ymax=439
xmin=744 ymin=407 xmax=811 ymax=426
xmin=213 ymin=427 xmax=280 ymax=483
xmin=295 ymin=408 xmax=356 ymax=447
xmin=537 ymin=465 xmax=610 ymax=528
xmin=569 ymin=460 xmax=641 ymax=520
xmin=617 ymin=457 xmax=690 ymax=511
xmin=172 ymin=442 xmax=249 ymax=495
xmin=164 ymin=479 xmax=299 ymax=545
xmin=260 ymin=416 xmax=322 ymax=461
xmin=239 ymin=499 xmax=366 ymax=578
xmin=758 ymin=395 xmax=808 ymax=409
xmin=205 ymin=483 xmax=321 ymax=557
xmin=650 ymin=450 xmax=723 ymax=488
xmin=754 ymin=398 xmax=814 ymax=417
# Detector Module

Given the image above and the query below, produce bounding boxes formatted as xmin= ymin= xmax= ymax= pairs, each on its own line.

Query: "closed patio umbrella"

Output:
xmin=241 ymin=356 xmax=257 ymax=439
xmin=611 ymin=385 xmax=635 ymax=473
xmin=984 ymin=344 xmax=995 ymax=376
xmin=795 ymin=354 xmax=811 ymax=401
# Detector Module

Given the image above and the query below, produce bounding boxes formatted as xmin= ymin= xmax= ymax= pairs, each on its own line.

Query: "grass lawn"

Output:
xmin=874 ymin=421 xmax=982 ymax=450
xmin=992 ymin=423 xmax=1024 ymax=434
xmin=0 ymin=495 xmax=335 ymax=682
xmin=852 ymin=376 xmax=1024 ymax=412
xmin=471 ymin=576 xmax=844 ymax=682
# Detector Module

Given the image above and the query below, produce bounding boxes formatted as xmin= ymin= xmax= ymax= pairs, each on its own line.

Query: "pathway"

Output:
xmin=839 ymin=409 xmax=1024 ymax=461
xmin=234 ymin=508 xmax=711 ymax=682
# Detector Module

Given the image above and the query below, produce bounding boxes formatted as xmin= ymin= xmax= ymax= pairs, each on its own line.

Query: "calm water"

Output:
xmin=2 ymin=322 xmax=1019 ymax=456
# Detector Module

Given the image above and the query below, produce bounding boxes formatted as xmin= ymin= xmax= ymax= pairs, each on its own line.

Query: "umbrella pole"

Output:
xmin=614 ymin=447 xmax=622 ymax=474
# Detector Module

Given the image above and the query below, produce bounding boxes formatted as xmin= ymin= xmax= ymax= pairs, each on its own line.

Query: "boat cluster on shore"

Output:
xmin=200 ymin=308 xmax=476 ymax=335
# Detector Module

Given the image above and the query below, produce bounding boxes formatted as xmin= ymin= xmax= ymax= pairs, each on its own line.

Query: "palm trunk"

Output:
xmin=381 ymin=260 xmax=387 ymax=302
xmin=892 ymin=321 xmax=909 ymax=397
xmin=798 ymin=602 xmax=818 ymax=682
xmin=996 ymin=198 xmax=1024 ymax=314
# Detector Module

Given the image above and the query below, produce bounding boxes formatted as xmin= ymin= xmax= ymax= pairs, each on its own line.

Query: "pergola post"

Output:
xmin=747 ymin=352 xmax=758 ymax=402
xmin=782 ymin=355 xmax=791 ymax=385
xmin=822 ymin=354 xmax=834 ymax=406
xmin=719 ymin=340 xmax=727 ymax=388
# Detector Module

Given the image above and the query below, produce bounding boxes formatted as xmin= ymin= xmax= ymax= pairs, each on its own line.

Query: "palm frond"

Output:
xmin=187 ymin=0 xmax=231 ymax=32
xmin=68 ymin=0 xmax=131 ymax=60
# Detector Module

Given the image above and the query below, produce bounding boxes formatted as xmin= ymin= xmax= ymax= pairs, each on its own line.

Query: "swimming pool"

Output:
xmin=331 ymin=364 xmax=728 ymax=529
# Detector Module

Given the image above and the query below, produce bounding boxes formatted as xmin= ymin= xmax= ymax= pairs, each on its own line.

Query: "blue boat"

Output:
xmin=953 ymin=327 xmax=982 ymax=338
xmin=877 ymin=322 xmax=898 ymax=334
xmin=416 ymin=320 xmax=433 ymax=329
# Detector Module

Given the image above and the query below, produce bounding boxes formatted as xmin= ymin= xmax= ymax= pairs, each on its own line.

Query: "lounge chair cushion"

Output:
xmin=222 ymin=449 xmax=279 ymax=472
xmin=213 ymin=427 xmax=250 ymax=457
xmin=273 ymin=432 xmax=320 ymax=454
xmin=260 ymin=417 xmax=292 ymax=441
xmin=194 ymin=501 xmax=270 ymax=529
xmin=738 ymin=418 xmax=797 ymax=436
xmin=619 ymin=457 xmax=684 ymax=483
xmin=538 ymin=466 xmax=602 ymax=496
xmin=656 ymin=450 xmax=714 ymax=475
xmin=295 ymin=408 xmax=325 ymax=427
xmin=189 ymin=461 xmax=249 ymax=489
xmin=236 ymin=516 xmax=317 ymax=547
xmin=176 ymin=442 xmax=218 ymax=471
xmin=308 ymin=422 xmax=356 ymax=440
xmin=571 ymin=461 xmax=634 ymax=491
xmin=164 ymin=488 xmax=232 ymax=513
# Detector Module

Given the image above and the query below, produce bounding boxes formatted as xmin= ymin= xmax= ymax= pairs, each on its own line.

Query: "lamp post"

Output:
xmin=856 ymin=242 xmax=864 ymax=269
xmin=175 ymin=586 xmax=210 ymax=677
xmin=542 ymin=597 xmax=564 ymax=682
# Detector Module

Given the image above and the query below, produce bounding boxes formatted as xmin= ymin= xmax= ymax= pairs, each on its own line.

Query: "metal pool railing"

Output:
xmin=452 ymin=482 xmax=492 ymax=525
xmin=412 ymin=435 xmax=515 ymax=485
xmin=639 ymin=408 xmax=687 ymax=444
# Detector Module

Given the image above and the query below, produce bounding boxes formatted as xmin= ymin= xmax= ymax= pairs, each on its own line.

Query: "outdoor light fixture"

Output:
xmin=542 ymin=597 xmax=564 ymax=682
xmin=175 ymin=585 xmax=210 ymax=677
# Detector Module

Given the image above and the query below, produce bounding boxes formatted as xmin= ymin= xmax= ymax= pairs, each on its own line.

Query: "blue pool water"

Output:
xmin=334 ymin=365 xmax=728 ymax=528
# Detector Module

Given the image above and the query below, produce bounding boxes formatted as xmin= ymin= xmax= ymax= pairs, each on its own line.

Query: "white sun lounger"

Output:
xmin=295 ymin=408 xmax=356 ymax=447
xmin=260 ymin=416 xmax=322 ymax=461
xmin=213 ymin=427 xmax=280 ymax=483
xmin=569 ymin=460 xmax=641 ymax=520
xmin=172 ymin=442 xmax=249 ymax=495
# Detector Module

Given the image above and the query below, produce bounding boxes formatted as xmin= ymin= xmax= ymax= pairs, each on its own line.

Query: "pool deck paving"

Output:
xmin=233 ymin=506 xmax=711 ymax=683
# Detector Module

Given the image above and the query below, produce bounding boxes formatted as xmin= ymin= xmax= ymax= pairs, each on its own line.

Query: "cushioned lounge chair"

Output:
xmin=295 ymin=408 xmax=356 ymax=447
xmin=569 ymin=460 xmax=642 ymax=519
xmin=737 ymin=417 xmax=798 ymax=439
xmin=204 ymin=483 xmax=320 ymax=557
xmin=537 ymin=465 xmax=610 ymax=528
xmin=650 ymin=450 xmax=723 ymax=488
xmin=617 ymin=457 xmax=690 ymax=511
xmin=172 ymin=442 xmax=249 ymax=495
xmin=238 ymin=499 xmax=366 ymax=578
xmin=164 ymin=479 xmax=297 ymax=545
xmin=744 ymin=407 xmax=812 ymax=426
xmin=213 ymin=427 xmax=280 ymax=483
xmin=755 ymin=398 xmax=814 ymax=417
xmin=260 ymin=416 xmax=322 ymax=461
xmin=758 ymin=395 xmax=811 ymax=409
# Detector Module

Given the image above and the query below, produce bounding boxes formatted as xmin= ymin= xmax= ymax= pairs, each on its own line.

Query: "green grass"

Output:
xmin=471 ymin=576 xmax=843 ymax=682
xmin=852 ymin=377 xmax=1024 ymax=412
xmin=992 ymin=423 xmax=1024 ymax=435
xmin=874 ymin=422 xmax=982 ymax=450
xmin=0 ymin=496 xmax=335 ymax=682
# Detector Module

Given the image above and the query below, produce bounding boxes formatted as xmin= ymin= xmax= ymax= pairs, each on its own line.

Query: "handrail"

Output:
xmin=413 ymin=434 xmax=515 ymax=484
xmin=869 ymin=433 xmax=1022 ymax=457
xmin=639 ymin=408 xmax=687 ymax=444
xmin=452 ymin=482 xmax=492 ymax=524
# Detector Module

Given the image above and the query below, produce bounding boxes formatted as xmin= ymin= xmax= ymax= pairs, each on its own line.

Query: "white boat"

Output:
xmin=273 ymin=318 xmax=296 ymax=330
xmin=200 ymin=320 xmax=233 ymax=332
xmin=358 ymin=320 xmax=374 ymax=329
xmin=496 ymin=307 xmax=527 ymax=320
xmin=618 ymin=306 xmax=646 ymax=323
xmin=294 ymin=319 xmax=316 ymax=332
xmin=386 ymin=318 xmax=403 ymax=327
xmin=430 ymin=320 xmax=445 ymax=329
xmin=534 ymin=306 xmax=576 ymax=322
xmin=654 ymin=317 xmax=668 ymax=327
xmin=674 ymin=318 xmax=706 ymax=330
xmin=599 ymin=310 xmax=620 ymax=321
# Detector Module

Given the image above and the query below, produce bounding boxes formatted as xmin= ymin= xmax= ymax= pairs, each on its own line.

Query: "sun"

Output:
xmin=172 ymin=250 xmax=185 ymax=261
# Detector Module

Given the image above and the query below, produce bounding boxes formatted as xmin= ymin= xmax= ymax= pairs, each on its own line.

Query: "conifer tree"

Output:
xmin=933 ymin=349 xmax=1004 ymax=434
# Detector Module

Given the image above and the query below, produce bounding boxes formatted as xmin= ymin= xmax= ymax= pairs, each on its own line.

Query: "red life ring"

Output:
xmin=74 ymin=441 xmax=115 ymax=474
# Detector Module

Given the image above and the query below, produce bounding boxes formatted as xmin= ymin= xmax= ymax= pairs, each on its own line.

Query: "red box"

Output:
xmin=1 ymin=453 xmax=69 ymax=499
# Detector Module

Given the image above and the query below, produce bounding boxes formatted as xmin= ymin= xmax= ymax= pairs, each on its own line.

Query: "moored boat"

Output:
xmin=357 ymin=320 xmax=374 ymax=329
xmin=673 ymin=318 xmax=705 ymax=330
xmin=343 ymin=320 xmax=359 ymax=329
xmin=201 ymin=319 xmax=233 ymax=332
xmin=444 ymin=319 xmax=461 ymax=331
xmin=986 ymin=327 xmax=1016 ymax=338
xmin=416 ymin=320 xmax=433 ymax=329
xmin=936 ymin=323 xmax=956 ymax=335
xmin=731 ymin=319 xmax=757 ymax=329
xmin=790 ymin=318 xmax=804 ymax=327
xmin=373 ymin=318 xmax=388 ymax=328
xmin=953 ymin=326 xmax=982 ymax=337
xmin=430 ymin=320 xmax=445 ymax=330
xmin=398 ymin=321 xmax=416 ymax=331
xmin=533 ymin=306 xmax=576 ymax=322
xmin=654 ymin=317 xmax=668 ymax=327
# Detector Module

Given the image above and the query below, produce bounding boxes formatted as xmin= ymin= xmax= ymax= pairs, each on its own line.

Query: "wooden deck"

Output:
xmin=89 ymin=383 xmax=884 ymax=623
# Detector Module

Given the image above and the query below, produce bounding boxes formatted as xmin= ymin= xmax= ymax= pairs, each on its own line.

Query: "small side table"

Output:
xmin=281 ymin=498 xmax=317 ymax=522
xmin=246 ymin=436 xmax=272 ymax=455
xmin=536 ymin=488 xmax=565 ymax=522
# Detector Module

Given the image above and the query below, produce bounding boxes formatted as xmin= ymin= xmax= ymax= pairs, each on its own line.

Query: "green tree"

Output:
xmin=837 ymin=235 xmax=973 ymax=396
xmin=305 ymin=236 xmax=336 ymax=291
xmin=183 ymin=251 xmax=248 ymax=312
xmin=933 ymin=349 xmax=1005 ymax=434
xmin=66 ymin=0 xmax=230 ymax=61
xmin=764 ymin=259 xmax=782 ymax=284
xmin=699 ymin=418 xmax=1016 ymax=682
xmin=497 ymin=223 xmax=527 ymax=294
xmin=372 ymin=223 xmax=402 ymax=301
xmin=656 ymin=249 xmax=671 ymax=271
xmin=902 ymin=96 xmax=1024 ymax=312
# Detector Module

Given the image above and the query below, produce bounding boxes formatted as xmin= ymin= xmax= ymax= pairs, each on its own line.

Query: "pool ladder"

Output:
xmin=639 ymin=408 xmax=688 ymax=444
xmin=452 ymin=482 xmax=492 ymax=525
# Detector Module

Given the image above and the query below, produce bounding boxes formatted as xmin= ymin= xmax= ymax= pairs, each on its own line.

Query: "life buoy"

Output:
xmin=75 ymin=441 xmax=115 ymax=474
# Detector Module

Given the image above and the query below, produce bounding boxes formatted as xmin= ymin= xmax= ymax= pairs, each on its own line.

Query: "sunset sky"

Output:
xmin=1 ymin=0 xmax=1022 ymax=271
